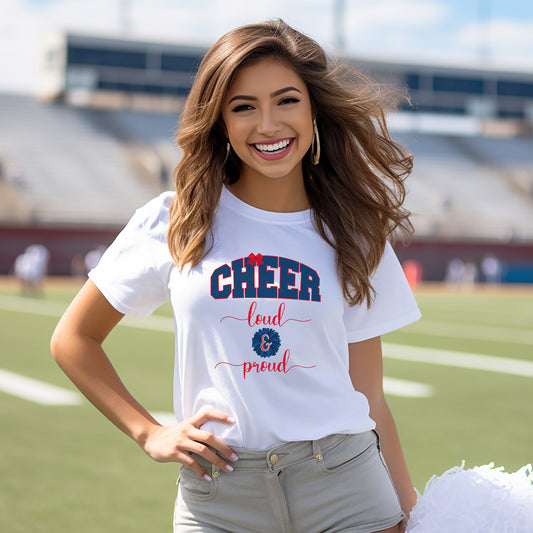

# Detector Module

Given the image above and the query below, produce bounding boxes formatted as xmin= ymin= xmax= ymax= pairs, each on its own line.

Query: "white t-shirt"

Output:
xmin=89 ymin=187 xmax=421 ymax=449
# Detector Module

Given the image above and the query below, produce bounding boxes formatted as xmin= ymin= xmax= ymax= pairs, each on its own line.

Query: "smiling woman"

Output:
xmin=51 ymin=18 xmax=421 ymax=533
xmin=221 ymin=57 xmax=314 ymax=211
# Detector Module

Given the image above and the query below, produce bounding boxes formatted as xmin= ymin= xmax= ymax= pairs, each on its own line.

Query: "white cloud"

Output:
xmin=456 ymin=18 xmax=533 ymax=51
xmin=442 ymin=17 xmax=533 ymax=69
xmin=1 ymin=0 xmax=43 ymax=92
xmin=347 ymin=0 xmax=448 ymax=29
xmin=342 ymin=0 xmax=450 ymax=58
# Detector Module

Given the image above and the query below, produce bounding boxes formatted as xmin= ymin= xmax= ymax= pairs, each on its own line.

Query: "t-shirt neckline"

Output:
xmin=221 ymin=186 xmax=312 ymax=224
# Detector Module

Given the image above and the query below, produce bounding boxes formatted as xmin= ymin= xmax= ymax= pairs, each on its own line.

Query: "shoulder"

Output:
xmin=129 ymin=191 xmax=175 ymax=236
xmin=134 ymin=191 xmax=175 ymax=222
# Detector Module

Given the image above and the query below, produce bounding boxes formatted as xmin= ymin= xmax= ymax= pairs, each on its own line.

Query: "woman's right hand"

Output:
xmin=141 ymin=409 xmax=239 ymax=481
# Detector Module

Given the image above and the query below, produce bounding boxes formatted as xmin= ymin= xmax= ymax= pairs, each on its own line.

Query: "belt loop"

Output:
xmin=312 ymin=438 xmax=324 ymax=463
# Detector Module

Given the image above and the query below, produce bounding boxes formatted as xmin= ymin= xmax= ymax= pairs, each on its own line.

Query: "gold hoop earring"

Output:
xmin=311 ymin=118 xmax=320 ymax=166
xmin=223 ymin=141 xmax=231 ymax=166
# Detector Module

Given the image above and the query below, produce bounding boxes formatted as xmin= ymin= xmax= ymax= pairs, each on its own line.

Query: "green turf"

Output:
xmin=1 ymin=282 xmax=532 ymax=531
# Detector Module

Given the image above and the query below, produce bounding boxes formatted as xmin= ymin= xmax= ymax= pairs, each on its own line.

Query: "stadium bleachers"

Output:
xmin=392 ymin=131 xmax=533 ymax=241
xmin=1 ymin=92 xmax=533 ymax=243
xmin=0 ymin=94 xmax=179 ymax=225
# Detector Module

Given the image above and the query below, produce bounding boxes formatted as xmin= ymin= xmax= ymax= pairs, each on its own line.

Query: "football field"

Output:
xmin=0 ymin=278 xmax=532 ymax=532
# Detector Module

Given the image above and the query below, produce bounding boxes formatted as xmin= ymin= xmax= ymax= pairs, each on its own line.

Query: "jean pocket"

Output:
xmin=319 ymin=432 xmax=376 ymax=474
xmin=178 ymin=465 xmax=218 ymax=502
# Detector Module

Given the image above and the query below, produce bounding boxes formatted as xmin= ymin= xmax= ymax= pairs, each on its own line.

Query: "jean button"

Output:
xmin=269 ymin=453 xmax=279 ymax=466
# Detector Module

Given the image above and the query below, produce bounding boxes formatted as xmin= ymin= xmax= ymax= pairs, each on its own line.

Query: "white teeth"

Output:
xmin=255 ymin=139 xmax=291 ymax=153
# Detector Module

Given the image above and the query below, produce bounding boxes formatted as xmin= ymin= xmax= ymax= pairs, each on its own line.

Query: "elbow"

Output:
xmin=50 ymin=326 xmax=62 ymax=364
xmin=50 ymin=322 xmax=70 ymax=366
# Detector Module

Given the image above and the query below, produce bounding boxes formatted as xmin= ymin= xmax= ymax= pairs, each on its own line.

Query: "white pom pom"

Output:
xmin=406 ymin=462 xmax=533 ymax=533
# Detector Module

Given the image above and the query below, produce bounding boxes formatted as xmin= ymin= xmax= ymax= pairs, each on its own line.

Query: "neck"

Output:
xmin=229 ymin=174 xmax=310 ymax=213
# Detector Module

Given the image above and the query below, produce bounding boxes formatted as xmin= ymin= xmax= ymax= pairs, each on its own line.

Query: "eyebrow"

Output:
xmin=228 ymin=86 xmax=302 ymax=104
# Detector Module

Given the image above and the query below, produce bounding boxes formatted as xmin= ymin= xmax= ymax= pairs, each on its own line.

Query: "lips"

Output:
xmin=250 ymin=138 xmax=294 ymax=160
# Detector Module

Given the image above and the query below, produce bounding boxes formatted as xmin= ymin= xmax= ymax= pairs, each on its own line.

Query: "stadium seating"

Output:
xmin=1 ymin=92 xmax=532 ymax=244
xmin=0 ymin=94 xmax=178 ymax=225
xmin=393 ymin=132 xmax=533 ymax=241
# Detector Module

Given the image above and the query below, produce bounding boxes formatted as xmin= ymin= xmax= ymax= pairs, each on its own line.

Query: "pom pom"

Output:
xmin=251 ymin=328 xmax=281 ymax=358
xmin=406 ymin=462 xmax=533 ymax=533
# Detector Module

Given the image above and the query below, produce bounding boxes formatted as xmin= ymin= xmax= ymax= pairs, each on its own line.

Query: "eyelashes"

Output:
xmin=279 ymin=97 xmax=300 ymax=105
xmin=230 ymin=97 xmax=301 ymax=113
xmin=231 ymin=104 xmax=254 ymax=113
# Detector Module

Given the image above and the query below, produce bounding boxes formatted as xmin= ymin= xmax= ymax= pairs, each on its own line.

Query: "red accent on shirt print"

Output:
xmin=220 ymin=301 xmax=311 ymax=327
xmin=215 ymin=350 xmax=316 ymax=380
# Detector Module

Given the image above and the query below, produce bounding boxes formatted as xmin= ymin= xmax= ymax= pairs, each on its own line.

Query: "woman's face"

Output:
xmin=221 ymin=56 xmax=314 ymax=185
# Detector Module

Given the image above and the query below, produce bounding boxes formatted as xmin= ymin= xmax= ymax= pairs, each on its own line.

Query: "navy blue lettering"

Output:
xmin=210 ymin=264 xmax=232 ymax=299
xmin=210 ymin=255 xmax=321 ymax=301
xmin=299 ymin=263 xmax=321 ymax=302
xmin=257 ymin=256 xmax=278 ymax=298
xmin=278 ymin=257 xmax=299 ymax=300
xmin=232 ymin=258 xmax=257 ymax=298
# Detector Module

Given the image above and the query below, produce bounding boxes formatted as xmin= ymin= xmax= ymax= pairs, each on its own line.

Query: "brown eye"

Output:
xmin=279 ymin=97 xmax=300 ymax=105
xmin=232 ymin=104 xmax=254 ymax=112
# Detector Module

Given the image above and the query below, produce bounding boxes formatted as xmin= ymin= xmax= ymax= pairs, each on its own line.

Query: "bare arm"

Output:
xmin=50 ymin=279 xmax=237 ymax=479
xmin=348 ymin=337 xmax=417 ymax=521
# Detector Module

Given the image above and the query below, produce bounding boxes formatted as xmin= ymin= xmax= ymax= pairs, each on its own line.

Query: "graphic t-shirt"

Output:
xmin=89 ymin=187 xmax=421 ymax=449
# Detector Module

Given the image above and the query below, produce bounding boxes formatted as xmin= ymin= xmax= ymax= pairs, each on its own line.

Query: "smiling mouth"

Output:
xmin=252 ymin=138 xmax=293 ymax=155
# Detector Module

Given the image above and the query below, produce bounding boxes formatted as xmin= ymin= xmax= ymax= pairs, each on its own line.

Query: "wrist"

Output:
xmin=129 ymin=415 xmax=162 ymax=449
xmin=400 ymin=486 xmax=417 ymax=517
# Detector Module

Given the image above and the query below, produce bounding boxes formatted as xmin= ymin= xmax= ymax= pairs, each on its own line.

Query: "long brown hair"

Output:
xmin=168 ymin=19 xmax=413 ymax=306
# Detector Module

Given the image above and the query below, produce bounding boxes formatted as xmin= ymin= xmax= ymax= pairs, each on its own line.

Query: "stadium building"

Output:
xmin=1 ymin=32 xmax=533 ymax=282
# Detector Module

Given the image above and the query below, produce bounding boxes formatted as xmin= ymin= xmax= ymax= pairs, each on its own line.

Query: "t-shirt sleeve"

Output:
xmin=343 ymin=241 xmax=421 ymax=343
xmin=88 ymin=193 xmax=173 ymax=317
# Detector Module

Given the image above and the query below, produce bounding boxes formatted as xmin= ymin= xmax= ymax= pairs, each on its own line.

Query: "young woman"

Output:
xmin=51 ymin=19 xmax=421 ymax=533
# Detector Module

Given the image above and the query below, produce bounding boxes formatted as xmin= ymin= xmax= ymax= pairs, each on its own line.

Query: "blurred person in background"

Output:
xmin=481 ymin=254 xmax=502 ymax=284
xmin=13 ymin=244 xmax=49 ymax=297
xmin=51 ymin=20 xmax=421 ymax=533
xmin=84 ymin=245 xmax=106 ymax=274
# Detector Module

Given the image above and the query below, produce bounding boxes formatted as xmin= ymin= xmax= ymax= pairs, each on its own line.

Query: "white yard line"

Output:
xmin=383 ymin=343 xmax=533 ymax=378
xmin=0 ymin=369 xmax=433 ymax=405
xmin=405 ymin=320 xmax=533 ymax=346
xmin=151 ymin=411 xmax=177 ymax=426
xmin=0 ymin=294 xmax=175 ymax=332
xmin=0 ymin=294 xmax=68 ymax=317
xmin=121 ymin=314 xmax=174 ymax=332
xmin=0 ymin=369 xmax=82 ymax=405
xmin=383 ymin=377 xmax=434 ymax=397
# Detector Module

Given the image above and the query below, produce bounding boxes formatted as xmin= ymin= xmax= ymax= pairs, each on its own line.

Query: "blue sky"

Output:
xmin=2 ymin=0 xmax=533 ymax=93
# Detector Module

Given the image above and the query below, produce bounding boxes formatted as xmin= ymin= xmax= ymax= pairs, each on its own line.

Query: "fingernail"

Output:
xmin=230 ymin=453 xmax=239 ymax=462
xmin=227 ymin=416 xmax=236 ymax=423
xmin=224 ymin=464 xmax=234 ymax=472
xmin=203 ymin=474 xmax=212 ymax=482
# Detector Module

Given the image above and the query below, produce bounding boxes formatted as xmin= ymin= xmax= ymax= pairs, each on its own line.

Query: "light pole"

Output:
xmin=334 ymin=0 xmax=347 ymax=54
xmin=119 ymin=0 xmax=131 ymax=37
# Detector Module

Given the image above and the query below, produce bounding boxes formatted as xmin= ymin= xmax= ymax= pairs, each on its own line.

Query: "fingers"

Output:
xmin=146 ymin=409 xmax=239 ymax=481
xmin=177 ymin=448 xmax=221 ymax=482
xmin=188 ymin=408 xmax=239 ymax=458
xmin=189 ymin=427 xmax=239 ymax=463
xmin=191 ymin=408 xmax=235 ymax=428
xmin=185 ymin=438 xmax=236 ymax=480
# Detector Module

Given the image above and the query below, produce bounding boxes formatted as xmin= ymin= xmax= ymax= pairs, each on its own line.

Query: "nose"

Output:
xmin=257 ymin=108 xmax=280 ymax=136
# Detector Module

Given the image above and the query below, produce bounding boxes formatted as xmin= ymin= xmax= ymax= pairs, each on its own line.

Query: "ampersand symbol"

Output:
xmin=260 ymin=334 xmax=272 ymax=352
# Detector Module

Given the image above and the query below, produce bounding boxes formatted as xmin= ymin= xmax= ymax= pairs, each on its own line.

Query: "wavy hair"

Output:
xmin=168 ymin=19 xmax=414 ymax=306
